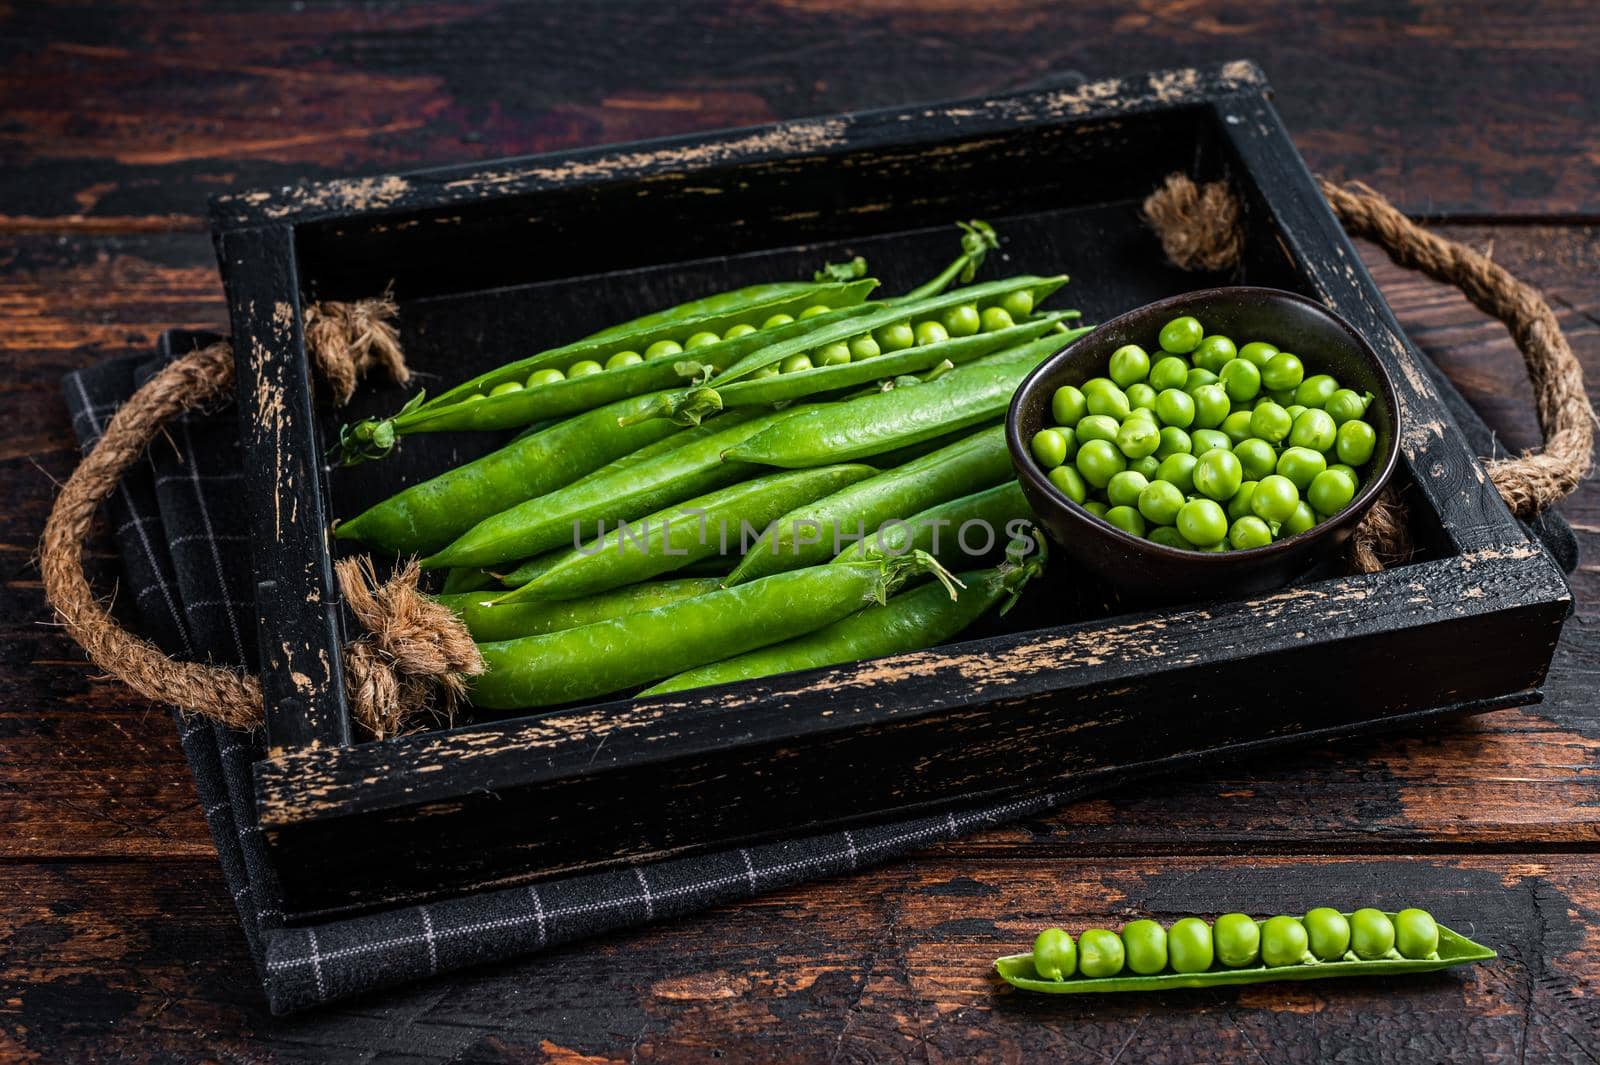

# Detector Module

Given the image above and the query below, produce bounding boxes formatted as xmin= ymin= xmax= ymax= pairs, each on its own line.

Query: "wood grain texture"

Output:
xmin=2 ymin=1 xmax=1598 ymax=223
xmin=2 ymin=2 xmax=1597 ymax=1057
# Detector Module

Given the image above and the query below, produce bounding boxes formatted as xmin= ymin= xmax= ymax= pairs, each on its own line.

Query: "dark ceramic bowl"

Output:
xmin=1006 ymin=287 xmax=1400 ymax=602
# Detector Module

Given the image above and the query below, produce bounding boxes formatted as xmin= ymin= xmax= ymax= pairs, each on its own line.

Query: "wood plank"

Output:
xmin=3 ymin=854 xmax=1598 ymax=1061
xmin=2 ymin=2 xmax=1598 ymax=224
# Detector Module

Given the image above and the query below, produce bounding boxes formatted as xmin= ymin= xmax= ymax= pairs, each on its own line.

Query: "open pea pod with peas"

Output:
xmin=997 ymin=908 xmax=1495 ymax=995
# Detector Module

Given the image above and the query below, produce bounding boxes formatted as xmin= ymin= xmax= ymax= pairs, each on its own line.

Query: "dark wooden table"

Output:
xmin=3 ymin=3 xmax=1597 ymax=1061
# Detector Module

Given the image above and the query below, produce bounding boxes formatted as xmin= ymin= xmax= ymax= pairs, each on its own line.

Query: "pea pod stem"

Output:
xmin=887 ymin=220 xmax=999 ymax=304
xmin=470 ymin=550 xmax=958 ymax=710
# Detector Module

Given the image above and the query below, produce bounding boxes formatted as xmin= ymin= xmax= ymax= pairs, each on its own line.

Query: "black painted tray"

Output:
xmin=210 ymin=61 xmax=1571 ymax=921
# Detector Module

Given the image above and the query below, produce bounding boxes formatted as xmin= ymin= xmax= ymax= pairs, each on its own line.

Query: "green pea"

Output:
xmin=1336 ymin=419 xmax=1377 ymax=465
xmin=1268 ymin=387 xmax=1297 ymax=406
xmin=915 ymin=320 xmax=950 ymax=346
xmin=1110 ymin=344 xmax=1152 ymax=387
xmin=1191 ymin=384 xmax=1231 ymax=430
xmin=1284 ymin=404 xmax=1307 ymax=423
xmin=1177 ymin=498 xmax=1228 ymax=548
xmin=723 ymin=322 xmax=758 ymax=339
xmin=1325 ymin=388 xmax=1369 ymax=425
xmin=1031 ymin=428 xmax=1069 ymax=469
xmin=979 ymin=306 xmax=1016 ymax=332
xmin=1048 ymin=464 xmax=1088 ymax=504
xmin=942 ymin=304 xmax=981 ymax=338
xmin=1191 ymin=429 xmax=1231 ymax=456
xmin=877 ymin=321 xmax=916 ymax=351
xmin=1052 ymin=385 xmax=1088 ymax=426
xmin=1229 ymin=515 xmax=1273 ymax=550
xmin=1350 ymin=908 xmax=1396 ymax=959
xmin=1158 ymin=315 xmax=1205 ymax=354
xmin=1149 ymin=355 xmax=1189 ymax=392
xmin=1126 ymin=382 xmax=1158 ymax=412
xmin=1328 ymin=462 xmax=1359 ymax=483
xmin=1214 ymin=913 xmax=1261 ymax=968
xmin=1156 ymin=452 xmax=1199 ymax=495
xmin=1276 ymin=446 xmax=1327 ymax=491
xmin=798 ymin=304 xmax=833 ymax=320
xmin=1227 ymin=481 xmax=1259 ymax=522
xmin=1083 ymin=500 xmax=1109 ymax=519
xmin=1117 ymin=419 xmax=1161 ymax=460
xmin=1148 ymin=525 xmax=1188 ymax=549
xmin=488 ymin=380 xmax=524 ymax=396
xmin=1221 ymin=410 xmax=1255 ymax=445
xmin=1076 ymin=414 xmax=1121 ymax=445
xmin=645 ymin=339 xmax=685 ymax=359
xmin=1395 ymin=909 xmax=1440 ymax=959
xmin=1260 ymin=916 xmax=1310 ymax=967
xmin=1219 ymin=358 xmax=1262 ymax=403
xmin=1185 ymin=367 xmax=1219 ymax=390
xmin=1289 ymin=408 xmax=1337 ymax=452
xmin=1295 ymin=373 xmax=1339 ymax=409
xmin=685 ymin=330 xmax=722 ymax=349
xmin=1238 ymin=341 xmax=1278 ymax=370
xmin=1308 ymin=469 xmax=1357 ymax=516
xmin=1155 ymin=426 xmax=1192 ymax=459
xmin=849 ymin=335 xmax=882 ymax=361
xmin=1032 ymin=927 xmax=1077 ymax=980
xmin=567 ymin=359 xmax=604 ymax=377
xmin=1108 ymin=470 xmax=1150 ymax=508
xmin=1304 ymin=908 xmax=1351 ymax=961
xmin=1086 ymin=384 xmax=1132 ymax=420
xmin=1076 ymin=440 xmax=1126 ymax=489
xmin=1193 ymin=335 xmax=1238 ymax=374
xmin=751 ymin=365 xmax=781 ymax=379
xmin=1077 ymin=928 xmax=1126 ymax=978
xmin=1139 ymin=479 xmax=1185 ymax=526
xmin=816 ymin=342 xmax=852 ymax=367
xmin=1001 ymin=289 xmax=1034 ymax=319
xmin=1261 ymin=352 xmax=1305 ymax=392
xmin=779 ymin=353 xmax=814 ymax=374
xmin=1284 ymin=500 xmax=1318 ymax=536
xmin=526 ymin=367 xmax=566 ymax=388
xmin=1251 ymin=474 xmax=1300 ymax=524
xmin=1155 ymin=388 xmax=1196 ymax=429
xmin=605 ymin=350 xmax=644 ymax=370
xmin=1168 ymin=917 xmax=1214 ymax=973
xmin=1195 ymin=449 xmax=1244 ymax=502
xmin=1121 ymin=919 xmax=1169 ymax=975
xmin=1129 ymin=455 xmax=1161 ymax=480
xmin=1233 ymin=438 xmax=1277 ymax=481
xmin=1105 ymin=505 xmax=1147 ymax=537
xmin=762 ymin=313 xmax=796 ymax=330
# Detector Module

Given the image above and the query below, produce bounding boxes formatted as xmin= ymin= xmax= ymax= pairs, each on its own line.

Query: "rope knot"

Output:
xmin=303 ymin=294 xmax=408 ymax=405
xmin=1140 ymin=173 xmax=1245 ymax=273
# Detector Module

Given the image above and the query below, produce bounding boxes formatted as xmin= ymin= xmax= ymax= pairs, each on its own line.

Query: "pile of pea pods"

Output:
xmin=335 ymin=222 xmax=1085 ymax=710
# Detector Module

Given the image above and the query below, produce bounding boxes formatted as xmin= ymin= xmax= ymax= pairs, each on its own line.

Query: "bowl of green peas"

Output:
xmin=1006 ymin=287 xmax=1398 ymax=600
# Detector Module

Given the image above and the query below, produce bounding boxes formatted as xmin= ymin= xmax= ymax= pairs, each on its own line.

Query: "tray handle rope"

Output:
xmin=1143 ymin=174 xmax=1594 ymax=571
xmin=39 ymin=300 xmax=483 ymax=737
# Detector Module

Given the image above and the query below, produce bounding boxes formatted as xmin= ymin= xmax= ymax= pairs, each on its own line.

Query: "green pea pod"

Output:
xmin=727 ymin=424 xmax=1014 ymax=584
xmin=832 ymin=480 xmax=1033 ymax=565
xmin=471 ymin=550 xmax=960 ymax=710
xmin=436 ymin=578 xmax=723 ymax=642
xmin=440 ymin=567 xmax=499 ymax=594
xmin=711 ymin=275 xmax=1069 ymax=385
xmin=422 ymin=405 xmax=813 ymax=570
xmin=995 ymin=911 xmax=1495 ymax=996
xmin=334 ymin=389 xmax=694 ymax=554
xmin=631 ymin=316 xmax=1085 ymax=427
xmin=496 ymin=463 xmax=878 ymax=601
xmin=725 ymin=335 xmax=1061 ymax=469
xmin=639 ymin=543 xmax=1045 ymax=696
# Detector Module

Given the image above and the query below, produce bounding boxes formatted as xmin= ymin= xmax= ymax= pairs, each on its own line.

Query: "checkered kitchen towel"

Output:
xmin=63 ymin=331 xmax=1576 ymax=1014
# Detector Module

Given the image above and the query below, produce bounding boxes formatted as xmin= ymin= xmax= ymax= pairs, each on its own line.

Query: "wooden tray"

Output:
xmin=210 ymin=60 xmax=1572 ymax=921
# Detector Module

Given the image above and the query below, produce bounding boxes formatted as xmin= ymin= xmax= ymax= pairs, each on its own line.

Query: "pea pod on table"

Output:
xmin=436 ymin=577 xmax=723 ymax=643
xmin=727 ymin=424 xmax=1015 ymax=584
xmin=639 ymin=536 xmax=1044 ymax=696
xmin=726 ymin=334 xmax=1063 ymax=468
xmin=495 ymin=463 xmax=878 ymax=601
xmin=471 ymin=550 xmax=959 ymax=710
xmin=421 ymin=405 xmax=816 ymax=570
xmin=333 ymin=388 xmax=695 ymax=554
xmin=996 ymin=908 xmax=1495 ymax=995
xmin=832 ymin=480 xmax=1034 ymax=566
